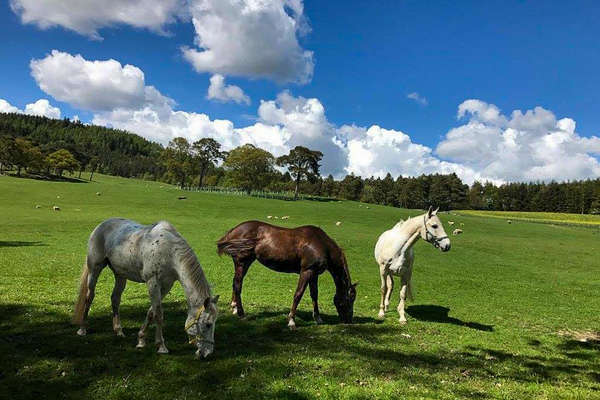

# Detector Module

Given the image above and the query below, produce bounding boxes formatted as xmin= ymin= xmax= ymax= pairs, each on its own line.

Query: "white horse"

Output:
xmin=73 ymin=218 xmax=219 ymax=358
xmin=374 ymin=207 xmax=450 ymax=324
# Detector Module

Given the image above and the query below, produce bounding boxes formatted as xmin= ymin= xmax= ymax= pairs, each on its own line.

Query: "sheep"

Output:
xmin=96 ymin=192 xmax=101 ymax=196
xmin=35 ymin=205 xmax=41 ymax=209
xmin=281 ymin=216 xmax=290 ymax=220
xmin=53 ymin=206 xmax=61 ymax=211
xmin=448 ymin=221 xmax=455 ymax=226
xmin=507 ymin=220 xmax=512 ymax=224
xmin=267 ymin=215 xmax=273 ymax=219
xmin=452 ymin=228 xmax=463 ymax=235
xmin=336 ymin=221 xmax=342 ymax=226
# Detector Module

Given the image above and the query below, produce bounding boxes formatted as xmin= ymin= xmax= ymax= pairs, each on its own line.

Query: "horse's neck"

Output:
xmin=394 ymin=217 xmax=422 ymax=253
xmin=176 ymin=257 xmax=211 ymax=311
xmin=330 ymin=253 xmax=351 ymax=294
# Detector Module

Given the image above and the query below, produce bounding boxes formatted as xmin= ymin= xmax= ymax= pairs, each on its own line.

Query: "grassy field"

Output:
xmin=457 ymin=210 xmax=600 ymax=227
xmin=1 ymin=174 xmax=599 ymax=400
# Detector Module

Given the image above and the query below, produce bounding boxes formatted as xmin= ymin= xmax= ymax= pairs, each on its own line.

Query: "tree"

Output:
xmin=192 ymin=138 xmax=224 ymax=188
xmin=45 ymin=149 xmax=80 ymax=176
xmin=224 ymin=144 xmax=275 ymax=194
xmin=0 ymin=136 xmax=16 ymax=173
xmin=163 ymin=137 xmax=192 ymax=188
xmin=276 ymin=146 xmax=323 ymax=200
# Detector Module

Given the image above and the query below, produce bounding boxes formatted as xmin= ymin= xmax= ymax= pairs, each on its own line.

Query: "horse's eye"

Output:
xmin=432 ymin=224 xmax=438 ymax=229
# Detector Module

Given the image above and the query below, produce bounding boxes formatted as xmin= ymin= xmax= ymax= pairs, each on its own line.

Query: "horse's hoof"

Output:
xmin=288 ymin=320 xmax=297 ymax=331
xmin=314 ymin=316 xmax=323 ymax=325
xmin=116 ymin=331 xmax=125 ymax=337
xmin=377 ymin=311 xmax=385 ymax=319
xmin=399 ymin=319 xmax=407 ymax=325
xmin=77 ymin=328 xmax=86 ymax=336
xmin=157 ymin=346 xmax=169 ymax=354
xmin=136 ymin=341 xmax=146 ymax=349
xmin=232 ymin=307 xmax=238 ymax=316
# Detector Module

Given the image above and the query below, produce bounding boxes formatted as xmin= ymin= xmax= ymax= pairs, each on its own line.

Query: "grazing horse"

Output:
xmin=374 ymin=207 xmax=450 ymax=324
xmin=217 ymin=221 xmax=357 ymax=329
xmin=73 ymin=218 xmax=219 ymax=358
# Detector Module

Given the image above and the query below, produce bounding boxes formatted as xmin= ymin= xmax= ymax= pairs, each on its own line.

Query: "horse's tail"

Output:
xmin=72 ymin=260 xmax=89 ymax=325
xmin=216 ymin=234 xmax=258 ymax=259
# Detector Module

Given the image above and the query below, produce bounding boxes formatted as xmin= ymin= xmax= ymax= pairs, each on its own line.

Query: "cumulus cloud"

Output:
xmin=0 ymin=99 xmax=20 ymax=114
xmin=182 ymin=0 xmax=314 ymax=83
xmin=30 ymin=50 xmax=173 ymax=112
xmin=407 ymin=92 xmax=428 ymax=106
xmin=24 ymin=99 xmax=61 ymax=119
xmin=10 ymin=0 xmax=186 ymax=39
xmin=0 ymin=98 xmax=61 ymax=119
xmin=26 ymin=52 xmax=600 ymax=183
xmin=436 ymin=99 xmax=600 ymax=182
xmin=207 ymin=74 xmax=251 ymax=105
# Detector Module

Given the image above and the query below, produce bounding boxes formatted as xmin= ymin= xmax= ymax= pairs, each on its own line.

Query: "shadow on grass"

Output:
xmin=406 ymin=304 xmax=494 ymax=331
xmin=4 ymin=172 xmax=88 ymax=183
xmin=0 ymin=241 xmax=46 ymax=248
xmin=1 ymin=302 xmax=598 ymax=400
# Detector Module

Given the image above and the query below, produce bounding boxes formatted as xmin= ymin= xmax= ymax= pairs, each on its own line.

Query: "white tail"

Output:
xmin=72 ymin=261 xmax=89 ymax=325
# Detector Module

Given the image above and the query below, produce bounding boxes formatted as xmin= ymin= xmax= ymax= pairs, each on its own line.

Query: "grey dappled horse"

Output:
xmin=73 ymin=218 xmax=219 ymax=358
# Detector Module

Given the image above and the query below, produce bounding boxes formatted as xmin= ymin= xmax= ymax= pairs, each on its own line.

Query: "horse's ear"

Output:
xmin=204 ymin=296 xmax=211 ymax=308
xmin=427 ymin=206 xmax=433 ymax=218
xmin=352 ymin=282 xmax=359 ymax=288
xmin=433 ymin=207 xmax=440 ymax=215
xmin=212 ymin=294 xmax=220 ymax=304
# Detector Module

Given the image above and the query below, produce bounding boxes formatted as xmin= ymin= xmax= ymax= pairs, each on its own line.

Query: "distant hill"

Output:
xmin=0 ymin=113 xmax=165 ymax=179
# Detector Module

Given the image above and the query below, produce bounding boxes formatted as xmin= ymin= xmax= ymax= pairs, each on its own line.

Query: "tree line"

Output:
xmin=1 ymin=112 xmax=599 ymax=213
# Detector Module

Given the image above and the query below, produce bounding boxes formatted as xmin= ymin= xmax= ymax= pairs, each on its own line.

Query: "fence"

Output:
xmin=182 ymin=185 xmax=337 ymax=202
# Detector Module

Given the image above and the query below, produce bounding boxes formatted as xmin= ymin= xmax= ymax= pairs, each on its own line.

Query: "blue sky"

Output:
xmin=1 ymin=0 xmax=600 ymax=183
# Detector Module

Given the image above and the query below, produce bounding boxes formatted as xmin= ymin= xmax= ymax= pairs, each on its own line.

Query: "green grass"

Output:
xmin=1 ymin=173 xmax=599 ymax=399
xmin=457 ymin=209 xmax=600 ymax=227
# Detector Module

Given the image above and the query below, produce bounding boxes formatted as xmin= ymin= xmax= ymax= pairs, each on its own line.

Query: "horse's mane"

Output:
xmin=178 ymin=245 xmax=212 ymax=301
xmin=393 ymin=219 xmax=406 ymax=229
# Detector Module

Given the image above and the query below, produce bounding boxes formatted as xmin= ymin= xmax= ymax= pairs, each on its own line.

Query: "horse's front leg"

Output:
xmin=145 ymin=277 xmax=168 ymax=354
xmin=308 ymin=275 xmax=323 ymax=324
xmin=136 ymin=306 xmax=153 ymax=349
xmin=378 ymin=265 xmax=388 ymax=319
xmin=288 ymin=270 xmax=313 ymax=330
xmin=397 ymin=273 xmax=412 ymax=325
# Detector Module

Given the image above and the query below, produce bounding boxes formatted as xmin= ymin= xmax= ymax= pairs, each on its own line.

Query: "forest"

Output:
xmin=1 ymin=112 xmax=599 ymax=214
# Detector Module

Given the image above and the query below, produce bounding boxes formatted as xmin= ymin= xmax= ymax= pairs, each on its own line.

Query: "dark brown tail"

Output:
xmin=217 ymin=236 xmax=258 ymax=259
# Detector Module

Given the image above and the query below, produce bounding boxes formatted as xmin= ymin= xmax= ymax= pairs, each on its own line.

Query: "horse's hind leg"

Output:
xmin=378 ymin=265 xmax=388 ymax=319
xmin=231 ymin=256 xmax=253 ymax=318
xmin=111 ymin=275 xmax=127 ymax=337
xmin=308 ymin=275 xmax=323 ymax=324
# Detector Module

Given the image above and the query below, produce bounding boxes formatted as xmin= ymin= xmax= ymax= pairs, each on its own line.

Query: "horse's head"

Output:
xmin=185 ymin=295 xmax=219 ymax=359
xmin=420 ymin=207 xmax=451 ymax=252
xmin=334 ymin=282 xmax=357 ymax=323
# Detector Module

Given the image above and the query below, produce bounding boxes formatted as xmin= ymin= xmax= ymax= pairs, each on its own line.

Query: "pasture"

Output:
xmin=1 ymin=174 xmax=599 ymax=399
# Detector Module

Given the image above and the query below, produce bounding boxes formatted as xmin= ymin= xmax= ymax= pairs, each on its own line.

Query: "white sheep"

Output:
xmin=281 ymin=216 xmax=290 ymax=220
xmin=53 ymin=206 xmax=61 ymax=211
xmin=452 ymin=228 xmax=463 ymax=235
xmin=336 ymin=221 xmax=342 ymax=226
xmin=448 ymin=221 xmax=455 ymax=226
xmin=267 ymin=215 xmax=273 ymax=219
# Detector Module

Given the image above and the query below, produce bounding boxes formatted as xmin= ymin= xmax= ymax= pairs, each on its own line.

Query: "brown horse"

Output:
xmin=217 ymin=221 xmax=357 ymax=329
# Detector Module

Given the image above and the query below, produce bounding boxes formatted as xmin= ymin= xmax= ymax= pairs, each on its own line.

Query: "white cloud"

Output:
xmin=407 ymin=92 xmax=428 ymax=106
xmin=0 ymin=99 xmax=20 ymax=113
xmin=24 ymin=99 xmax=61 ymax=119
xmin=207 ymin=74 xmax=250 ymax=105
xmin=436 ymin=99 xmax=600 ymax=182
xmin=0 ymin=98 xmax=61 ymax=119
xmin=182 ymin=0 xmax=314 ymax=83
xmin=338 ymin=124 xmax=485 ymax=184
xmin=30 ymin=50 xmax=173 ymax=112
xmin=26 ymin=52 xmax=600 ymax=184
xmin=10 ymin=0 xmax=186 ymax=39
